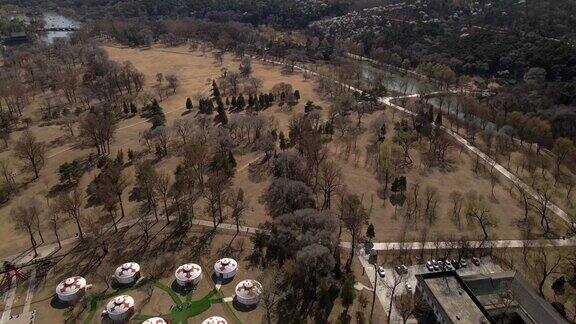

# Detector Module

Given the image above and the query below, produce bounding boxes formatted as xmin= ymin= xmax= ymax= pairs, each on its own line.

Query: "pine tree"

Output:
xmin=279 ymin=132 xmax=287 ymax=150
xmin=231 ymin=96 xmax=237 ymax=110
xmin=116 ymin=149 xmax=124 ymax=165
xmin=123 ymin=102 xmax=129 ymax=114
xmin=186 ymin=97 xmax=193 ymax=111
xmin=216 ymin=97 xmax=228 ymax=125
xmin=248 ymin=94 xmax=254 ymax=107
xmin=211 ymin=80 xmax=221 ymax=99
xmin=150 ymin=99 xmax=166 ymax=128
xmin=435 ymin=111 xmax=443 ymax=126
xmin=366 ymin=223 xmax=375 ymax=242
xmin=206 ymin=100 xmax=214 ymax=114
xmin=237 ymin=94 xmax=245 ymax=109
xmin=294 ymin=90 xmax=301 ymax=101
xmin=130 ymin=102 xmax=138 ymax=114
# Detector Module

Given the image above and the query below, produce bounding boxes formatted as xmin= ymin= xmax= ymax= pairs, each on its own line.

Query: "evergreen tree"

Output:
xmin=324 ymin=121 xmax=334 ymax=135
xmin=366 ymin=223 xmax=375 ymax=242
xmin=123 ymin=102 xmax=129 ymax=114
xmin=435 ymin=111 xmax=443 ymax=126
xmin=428 ymin=106 xmax=434 ymax=123
xmin=116 ymin=149 xmax=124 ymax=166
xmin=225 ymin=97 xmax=230 ymax=106
xmin=130 ymin=102 xmax=138 ymax=114
xmin=248 ymin=94 xmax=254 ymax=107
xmin=206 ymin=100 xmax=214 ymax=114
xmin=340 ymin=274 xmax=356 ymax=316
xmin=211 ymin=80 xmax=221 ymax=99
xmin=294 ymin=90 xmax=301 ymax=101
xmin=150 ymin=99 xmax=166 ymax=128
xmin=216 ymin=97 xmax=228 ymax=125
xmin=237 ymin=94 xmax=246 ymax=109
xmin=186 ymin=97 xmax=193 ymax=111
xmin=231 ymin=96 xmax=237 ymax=110
xmin=279 ymin=131 xmax=287 ymax=151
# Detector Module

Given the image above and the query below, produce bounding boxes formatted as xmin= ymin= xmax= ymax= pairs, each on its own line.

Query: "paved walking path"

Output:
xmin=340 ymin=236 xmax=576 ymax=251
xmin=22 ymin=268 xmax=37 ymax=315
xmin=0 ymin=276 xmax=17 ymax=323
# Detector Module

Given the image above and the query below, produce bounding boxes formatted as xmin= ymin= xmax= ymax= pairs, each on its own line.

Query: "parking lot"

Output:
xmin=358 ymin=252 xmax=503 ymax=323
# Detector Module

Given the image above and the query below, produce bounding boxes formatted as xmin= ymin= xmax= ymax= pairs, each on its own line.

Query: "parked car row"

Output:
xmin=425 ymin=257 xmax=476 ymax=272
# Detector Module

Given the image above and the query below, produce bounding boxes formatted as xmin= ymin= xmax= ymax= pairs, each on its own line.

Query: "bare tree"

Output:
xmin=228 ymin=188 xmax=248 ymax=237
xmin=155 ymin=172 xmax=171 ymax=222
xmin=317 ymin=160 xmax=343 ymax=210
xmin=386 ymin=271 xmax=405 ymax=323
xmin=341 ymin=194 xmax=369 ymax=271
xmin=529 ymin=246 xmax=564 ymax=297
xmin=449 ymin=191 xmax=464 ymax=228
xmin=204 ymin=173 xmax=231 ymax=229
xmin=465 ymin=191 xmax=497 ymax=246
xmin=136 ymin=161 xmax=160 ymax=221
xmin=48 ymin=207 xmax=66 ymax=249
xmin=532 ymin=181 xmax=553 ymax=234
xmin=165 ymin=74 xmax=179 ymax=94
xmin=0 ymin=158 xmax=17 ymax=192
xmin=395 ymin=292 xmax=423 ymax=324
xmin=54 ymin=187 xmax=85 ymax=240
xmin=14 ymin=130 xmax=47 ymax=179
xmin=11 ymin=198 xmax=42 ymax=257
xmin=259 ymin=267 xmax=287 ymax=324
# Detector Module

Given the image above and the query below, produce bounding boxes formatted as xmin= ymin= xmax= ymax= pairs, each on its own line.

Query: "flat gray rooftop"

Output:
xmin=424 ymin=275 xmax=489 ymax=324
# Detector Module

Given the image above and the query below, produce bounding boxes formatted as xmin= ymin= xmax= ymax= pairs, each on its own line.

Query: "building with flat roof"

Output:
xmin=416 ymin=270 xmax=567 ymax=324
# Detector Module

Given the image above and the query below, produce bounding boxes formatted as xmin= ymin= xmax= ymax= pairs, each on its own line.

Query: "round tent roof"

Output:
xmin=56 ymin=276 xmax=86 ymax=296
xmin=175 ymin=263 xmax=202 ymax=283
xmin=105 ymin=295 xmax=135 ymax=316
xmin=115 ymin=262 xmax=140 ymax=279
xmin=201 ymin=316 xmax=228 ymax=324
xmin=143 ymin=317 xmax=167 ymax=324
xmin=214 ymin=258 xmax=237 ymax=275
xmin=235 ymin=279 xmax=262 ymax=300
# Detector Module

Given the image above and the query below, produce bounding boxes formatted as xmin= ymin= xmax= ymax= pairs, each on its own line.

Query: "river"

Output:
xmin=41 ymin=12 xmax=80 ymax=44
xmin=6 ymin=12 xmax=79 ymax=44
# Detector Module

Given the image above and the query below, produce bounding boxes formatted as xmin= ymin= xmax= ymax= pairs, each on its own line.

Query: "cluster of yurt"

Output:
xmin=175 ymin=263 xmax=202 ymax=287
xmin=55 ymin=257 xmax=263 ymax=322
xmin=114 ymin=262 xmax=141 ymax=284
xmin=202 ymin=316 xmax=228 ymax=324
xmin=55 ymin=276 xmax=88 ymax=304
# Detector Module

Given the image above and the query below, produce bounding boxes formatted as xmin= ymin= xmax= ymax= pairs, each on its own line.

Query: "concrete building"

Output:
xmin=416 ymin=271 xmax=567 ymax=324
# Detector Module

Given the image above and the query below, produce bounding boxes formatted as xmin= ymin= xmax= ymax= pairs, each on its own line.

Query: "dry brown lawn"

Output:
xmin=0 ymin=44 xmax=566 ymax=259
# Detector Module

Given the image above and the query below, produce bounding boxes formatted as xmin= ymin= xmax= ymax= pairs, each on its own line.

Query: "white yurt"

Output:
xmin=114 ymin=262 xmax=141 ymax=284
xmin=175 ymin=263 xmax=202 ymax=287
xmin=104 ymin=295 xmax=135 ymax=322
xmin=235 ymin=279 xmax=263 ymax=306
xmin=55 ymin=276 xmax=87 ymax=303
xmin=213 ymin=258 xmax=237 ymax=280
xmin=201 ymin=316 xmax=228 ymax=324
xmin=142 ymin=317 xmax=167 ymax=324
